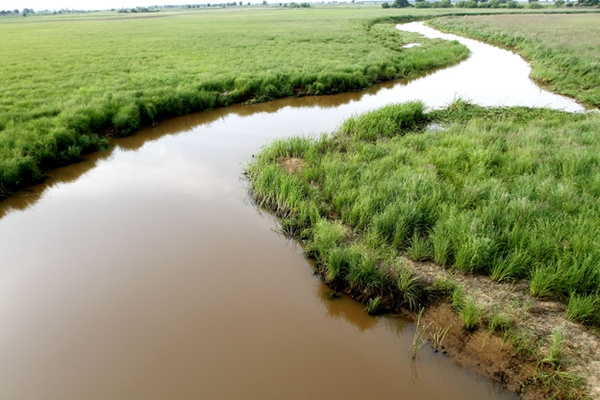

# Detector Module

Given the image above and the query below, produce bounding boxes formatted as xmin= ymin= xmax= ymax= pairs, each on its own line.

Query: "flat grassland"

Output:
xmin=428 ymin=13 xmax=600 ymax=108
xmin=0 ymin=7 xmax=473 ymax=197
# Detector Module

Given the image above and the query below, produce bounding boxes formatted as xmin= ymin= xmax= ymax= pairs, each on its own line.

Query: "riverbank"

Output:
xmin=246 ymin=102 xmax=600 ymax=399
xmin=427 ymin=13 xmax=600 ymax=109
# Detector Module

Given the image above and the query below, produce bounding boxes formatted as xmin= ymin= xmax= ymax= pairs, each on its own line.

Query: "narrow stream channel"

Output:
xmin=0 ymin=23 xmax=582 ymax=399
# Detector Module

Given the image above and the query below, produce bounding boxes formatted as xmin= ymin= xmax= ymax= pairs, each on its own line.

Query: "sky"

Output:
xmin=1 ymin=1 xmax=237 ymax=11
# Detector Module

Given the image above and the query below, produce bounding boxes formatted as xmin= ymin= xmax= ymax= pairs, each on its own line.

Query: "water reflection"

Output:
xmin=317 ymin=285 xmax=379 ymax=332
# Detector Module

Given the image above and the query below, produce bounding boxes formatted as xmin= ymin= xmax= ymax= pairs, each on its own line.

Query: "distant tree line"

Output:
xmin=0 ymin=8 xmax=98 ymax=16
xmin=381 ymin=0 xmax=596 ymax=8
xmin=0 ymin=8 xmax=35 ymax=16
xmin=117 ymin=7 xmax=160 ymax=13
xmin=0 ymin=9 xmax=20 ymax=15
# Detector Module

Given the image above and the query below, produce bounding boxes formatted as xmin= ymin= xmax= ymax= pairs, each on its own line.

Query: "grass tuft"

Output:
xmin=461 ymin=297 xmax=480 ymax=332
xmin=565 ymin=294 xmax=600 ymax=326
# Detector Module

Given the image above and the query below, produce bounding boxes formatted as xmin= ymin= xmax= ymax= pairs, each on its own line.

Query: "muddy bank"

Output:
xmin=286 ymin=223 xmax=596 ymax=399
xmin=313 ymin=257 xmax=586 ymax=400
xmin=264 ymin=151 xmax=598 ymax=400
xmin=411 ymin=259 xmax=600 ymax=400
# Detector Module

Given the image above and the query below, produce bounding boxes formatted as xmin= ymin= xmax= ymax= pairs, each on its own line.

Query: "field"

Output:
xmin=243 ymin=16 xmax=600 ymax=395
xmin=428 ymin=13 xmax=600 ymax=108
xmin=0 ymin=6 xmax=478 ymax=197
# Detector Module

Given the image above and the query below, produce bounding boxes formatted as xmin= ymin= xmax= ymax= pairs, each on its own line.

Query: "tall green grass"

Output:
xmin=247 ymin=102 xmax=600 ymax=327
xmin=0 ymin=7 xmax=472 ymax=198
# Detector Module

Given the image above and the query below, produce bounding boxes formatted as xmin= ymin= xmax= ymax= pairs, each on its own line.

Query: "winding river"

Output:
xmin=0 ymin=22 xmax=583 ymax=399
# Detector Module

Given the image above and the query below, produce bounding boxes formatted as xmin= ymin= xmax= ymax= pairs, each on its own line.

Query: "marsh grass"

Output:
xmin=429 ymin=324 xmax=452 ymax=352
xmin=461 ymin=297 xmax=481 ymax=332
xmin=530 ymin=267 xmax=557 ymax=298
xmin=565 ymin=294 xmax=600 ymax=326
xmin=485 ymin=309 xmax=514 ymax=333
xmin=544 ymin=328 xmax=565 ymax=368
xmin=451 ymin=285 xmax=465 ymax=311
xmin=432 ymin=276 xmax=458 ymax=298
xmin=410 ymin=307 xmax=429 ymax=359
xmin=512 ymin=328 xmax=539 ymax=360
xmin=248 ymin=100 xmax=599 ymax=398
xmin=248 ymin=102 xmax=600 ymax=332
xmin=534 ymin=367 xmax=584 ymax=400
xmin=396 ymin=267 xmax=427 ymax=311
xmin=365 ymin=296 xmax=383 ymax=315
xmin=407 ymin=233 xmax=433 ymax=262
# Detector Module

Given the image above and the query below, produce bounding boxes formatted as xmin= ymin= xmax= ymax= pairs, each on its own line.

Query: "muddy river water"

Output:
xmin=0 ymin=23 xmax=583 ymax=399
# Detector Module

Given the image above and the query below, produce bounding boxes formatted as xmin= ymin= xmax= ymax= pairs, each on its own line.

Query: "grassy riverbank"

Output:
xmin=428 ymin=13 xmax=600 ymax=109
xmin=0 ymin=7 xmax=474 ymax=198
xmin=246 ymin=102 xmax=600 ymax=398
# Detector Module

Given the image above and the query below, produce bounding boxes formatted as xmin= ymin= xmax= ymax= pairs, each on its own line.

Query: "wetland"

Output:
xmin=1 ymin=8 xmax=599 ymax=400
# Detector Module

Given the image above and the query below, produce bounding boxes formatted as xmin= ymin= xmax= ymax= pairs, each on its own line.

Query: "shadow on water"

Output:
xmin=316 ymin=283 xmax=380 ymax=333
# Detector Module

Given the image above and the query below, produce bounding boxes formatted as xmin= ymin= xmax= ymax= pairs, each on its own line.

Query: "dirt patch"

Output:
xmin=419 ymin=304 xmax=525 ymax=391
xmin=278 ymin=157 xmax=306 ymax=174
xmin=405 ymin=258 xmax=600 ymax=399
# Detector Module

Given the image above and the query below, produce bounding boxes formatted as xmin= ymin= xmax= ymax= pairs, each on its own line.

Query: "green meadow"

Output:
xmin=0 ymin=7 xmax=475 ymax=197
xmin=428 ymin=13 xmax=600 ymax=108
xmin=247 ymin=103 xmax=600 ymax=329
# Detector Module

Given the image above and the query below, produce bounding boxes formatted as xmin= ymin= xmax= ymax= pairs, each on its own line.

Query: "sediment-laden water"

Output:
xmin=0 ymin=22 xmax=581 ymax=399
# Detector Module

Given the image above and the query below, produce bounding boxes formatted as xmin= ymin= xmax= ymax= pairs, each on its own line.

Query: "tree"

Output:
xmin=382 ymin=1 xmax=390 ymax=6
xmin=577 ymin=0 xmax=599 ymax=5
xmin=393 ymin=0 xmax=411 ymax=7
xmin=554 ymin=0 xmax=564 ymax=6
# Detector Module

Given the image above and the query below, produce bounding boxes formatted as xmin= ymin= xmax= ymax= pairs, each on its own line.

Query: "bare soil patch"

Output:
xmin=278 ymin=157 xmax=306 ymax=174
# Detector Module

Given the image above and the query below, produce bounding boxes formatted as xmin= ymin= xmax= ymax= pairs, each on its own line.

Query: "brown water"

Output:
xmin=0 ymin=23 xmax=582 ymax=400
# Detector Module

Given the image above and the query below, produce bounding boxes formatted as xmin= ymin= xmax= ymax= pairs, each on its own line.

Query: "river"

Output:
xmin=0 ymin=22 xmax=582 ymax=399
